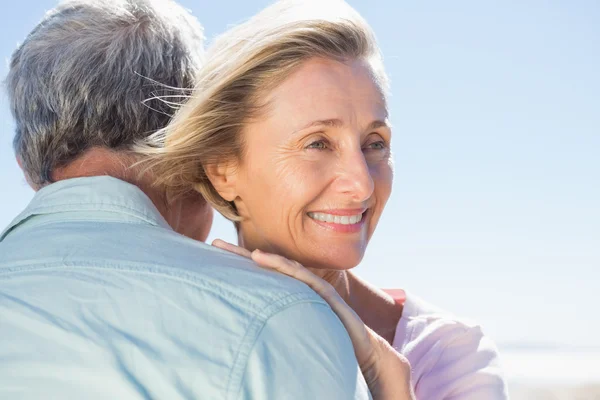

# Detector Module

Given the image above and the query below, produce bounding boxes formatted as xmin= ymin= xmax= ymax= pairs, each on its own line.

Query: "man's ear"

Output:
xmin=16 ymin=156 xmax=24 ymax=172
xmin=204 ymin=160 xmax=239 ymax=202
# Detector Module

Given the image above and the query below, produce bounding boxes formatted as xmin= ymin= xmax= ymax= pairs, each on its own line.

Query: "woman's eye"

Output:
xmin=305 ymin=140 xmax=329 ymax=150
xmin=366 ymin=140 xmax=387 ymax=150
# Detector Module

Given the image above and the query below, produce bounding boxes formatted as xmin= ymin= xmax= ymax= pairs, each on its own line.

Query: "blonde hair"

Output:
xmin=139 ymin=0 xmax=388 ymax=220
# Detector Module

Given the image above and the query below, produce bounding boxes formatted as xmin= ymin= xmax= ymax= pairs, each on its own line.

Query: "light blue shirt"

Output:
xmin=0 ymin=177 xmax=370 ymax=400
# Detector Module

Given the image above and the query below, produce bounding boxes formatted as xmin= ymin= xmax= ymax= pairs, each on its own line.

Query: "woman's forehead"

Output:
xmin=258 ymin=58 xmax=388 ymax=130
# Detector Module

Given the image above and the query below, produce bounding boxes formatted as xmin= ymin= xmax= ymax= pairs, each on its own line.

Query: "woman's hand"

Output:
xmin=212 ymin=239 xmax=415 ymax=400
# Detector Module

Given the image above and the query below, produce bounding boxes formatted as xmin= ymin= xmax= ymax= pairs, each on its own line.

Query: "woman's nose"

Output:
xmin=335 ymin=150 xmax=375 ymax=202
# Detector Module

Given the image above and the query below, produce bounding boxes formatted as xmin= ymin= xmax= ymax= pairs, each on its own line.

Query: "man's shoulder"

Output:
xmin=0 ymin=219 xmax=325 ymax=314
xmin=0 ymin=221 xmax=335 ymax=398
xmin=116 ymin=222 xmax=328 ymax=311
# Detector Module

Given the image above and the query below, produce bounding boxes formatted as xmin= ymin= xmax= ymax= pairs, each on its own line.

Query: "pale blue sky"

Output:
xmin=1 ymin=0 xmax=598 ymax=349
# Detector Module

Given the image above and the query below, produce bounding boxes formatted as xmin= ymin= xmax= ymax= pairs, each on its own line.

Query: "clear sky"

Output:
xmin=1 ymin=0 xmax=598 ymax=350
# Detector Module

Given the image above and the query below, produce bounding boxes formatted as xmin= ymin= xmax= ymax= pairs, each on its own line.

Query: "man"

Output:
xmin=0 ymin=1 xmax=371 ymax=398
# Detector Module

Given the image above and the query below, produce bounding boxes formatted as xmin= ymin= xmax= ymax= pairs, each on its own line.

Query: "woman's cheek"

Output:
xmin=368 ymin=161 xmax=393 ymax=234
xmin=274 ymin=156 xmax=327 ymax=192
xmin=372 ymin=159 xmax=393 ymax=196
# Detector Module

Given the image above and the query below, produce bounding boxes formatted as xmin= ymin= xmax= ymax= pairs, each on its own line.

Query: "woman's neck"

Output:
xmin=310 ymin=268 xmax=403 ymax=345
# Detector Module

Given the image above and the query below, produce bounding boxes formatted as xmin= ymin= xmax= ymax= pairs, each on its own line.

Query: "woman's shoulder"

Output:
xmin=393 ymin=290 xmax=499 ymax=358
xmin=393 ymin=291 xmax=479 ymax=348
xmin=383 ymin=289 xmax=475 ymax=347
xmin=388 ymin=290 xmax=509 ymax=399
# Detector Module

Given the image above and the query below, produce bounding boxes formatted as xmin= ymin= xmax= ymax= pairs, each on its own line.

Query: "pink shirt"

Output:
xmin=385 ymin=290 xmax=509 ymax=399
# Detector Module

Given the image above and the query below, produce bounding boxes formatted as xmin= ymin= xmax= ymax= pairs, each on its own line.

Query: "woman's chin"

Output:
xmin=311 ymin=262 xmax=358 ymax=271
xmin=272 ymin=240 xmax=367 ymax=271
xmin=302 ymin=251 xmax=365 ymax=271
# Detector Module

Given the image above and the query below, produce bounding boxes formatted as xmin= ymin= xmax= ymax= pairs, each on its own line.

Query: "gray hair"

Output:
xmin=5 ymin=0 xmax=204 ymax=186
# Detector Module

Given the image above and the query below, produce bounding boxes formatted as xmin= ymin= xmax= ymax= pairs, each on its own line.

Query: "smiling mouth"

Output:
xmin=307 ymin=211 xmax=365 ymax=225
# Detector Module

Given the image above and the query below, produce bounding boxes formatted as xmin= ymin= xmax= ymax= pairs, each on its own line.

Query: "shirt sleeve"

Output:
xmin=414 ymin=325 xmax=509 ymax=400
xmin=235 ymin=301 xmax=372 ymax=400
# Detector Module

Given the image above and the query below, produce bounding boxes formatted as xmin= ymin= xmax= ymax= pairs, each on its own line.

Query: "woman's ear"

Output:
xmin=204 ymin=160 xmax=239 ymax=202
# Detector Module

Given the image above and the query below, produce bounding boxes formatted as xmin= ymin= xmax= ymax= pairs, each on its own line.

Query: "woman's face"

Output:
xmin=231 ymin=57 xmax=393 ymax=270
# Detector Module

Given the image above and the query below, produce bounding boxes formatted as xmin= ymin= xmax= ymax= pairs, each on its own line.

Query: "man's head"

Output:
xmin=5 ymin=0 xmax=212 ymax=241
xmin=6 ymin=0 xmax=203 ymax=187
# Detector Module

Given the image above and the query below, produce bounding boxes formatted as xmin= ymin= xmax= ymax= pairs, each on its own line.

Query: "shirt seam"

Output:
xmin=0 ymin=177 xmax=168 ymax=239
xmin=0 ymin=261 xmax=321 ymax=318
xmin=8 ymin=201 xmax=164 ymax=227
xmin=225 ymin=296 xmax=331 ymax=400
xmin=1 ymin=217 xmax=151 ymax=236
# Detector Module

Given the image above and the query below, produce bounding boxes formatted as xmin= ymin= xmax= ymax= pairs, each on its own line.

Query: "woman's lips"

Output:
xmin=307 ymin=209 xmax=367 ymax=233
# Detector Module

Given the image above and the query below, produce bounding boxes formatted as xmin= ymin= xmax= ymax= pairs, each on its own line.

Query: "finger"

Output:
xmin=211 ymin=239 xmax=253 ymax=259
xmin=251 ymin=250 xmax=343 ymax=304
xmin=251 ymin=250 xmax=329 ymax=291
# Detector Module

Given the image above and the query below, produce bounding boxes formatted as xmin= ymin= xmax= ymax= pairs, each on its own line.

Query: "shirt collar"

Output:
xmin=1 ymin=176 xmax=172 ymax=241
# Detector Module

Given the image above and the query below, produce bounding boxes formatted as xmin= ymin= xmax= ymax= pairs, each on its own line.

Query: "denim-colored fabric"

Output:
xmin=0 ymin=177 xmax=370 ymax=400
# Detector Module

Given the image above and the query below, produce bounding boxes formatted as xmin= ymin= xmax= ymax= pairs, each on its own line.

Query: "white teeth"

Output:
xmin=308 ymin=212 xmax=363 ymax=225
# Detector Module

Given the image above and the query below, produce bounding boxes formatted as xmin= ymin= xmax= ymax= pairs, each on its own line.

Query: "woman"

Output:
xmin=142 ymin=0 xmax=508 ymax=398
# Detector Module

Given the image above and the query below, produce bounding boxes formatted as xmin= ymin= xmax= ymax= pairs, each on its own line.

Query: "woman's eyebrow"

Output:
xmin=293 ymin=118 xmax=390 ymax=135
xmin=366 ymin=120 xmax=391 ymax=131
xmin=294 ymin=118 xmax=344 ymax=133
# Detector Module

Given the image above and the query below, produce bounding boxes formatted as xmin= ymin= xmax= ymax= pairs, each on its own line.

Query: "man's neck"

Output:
xmin=47 ymin=147 xmax=212 ymax=242
xmin=48 ymin=148 xmax=169 ymax=227
xmin=52 ymin=147 xmax=139 ymax=185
